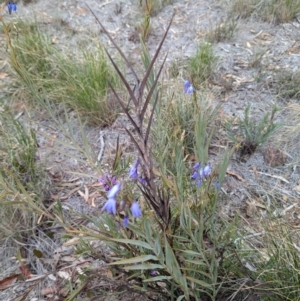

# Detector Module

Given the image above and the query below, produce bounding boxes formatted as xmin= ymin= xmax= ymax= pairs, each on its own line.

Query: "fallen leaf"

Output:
xmin=226 ymin=170 xmax=245 ymax=182
xmin=41 ymin=286 xmax=57 ymax=296
xmin=75 ymin=7 xmax=87 ymax=15
xmin=78 ymin=186 xmax=89 ymax=203
xmin=19 ymin=264 xmax=33 ymax=279
xmin=57 ymin=271 xmax=71 ymax=280
xmin=0 ymin=73 xmax=8 ymax=79
xmin=0 ymin=274 xmax=19 ymax=290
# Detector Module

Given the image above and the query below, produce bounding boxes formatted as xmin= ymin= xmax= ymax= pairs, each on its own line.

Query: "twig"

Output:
xmin=95 ymin=130 xmax=105 ymax=166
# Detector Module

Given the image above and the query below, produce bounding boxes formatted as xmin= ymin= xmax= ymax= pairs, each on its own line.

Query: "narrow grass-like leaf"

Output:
xmin=104 ymin=49 xmax=138 ymax=108
xmin=124 ymin=263 xmax=163 ymax=270
xmin=141 ymin=53 xmax=168 ymax=123
xmin=109 ymin=238 xmax=152 ymax=250
xmin=86 ymin=3 xmax=139 ymax=107
xmin=109 ymin=255 xmax=158 ymax=265
xmin=108 ymin=83 xmax=140 ymax=134
xmin=185 ymin=276 xmax=213 ymax=289
xmin=184 ymin=260 xmax=206 ymax=266
xmin=139 ymin=13 xmax=175 ymax=106
xmin=124 ymin=127 xmax=145 ymax=159
xmin=143 ymin=276 xmax=173 ymax=282
xmin=165 ymin=236 xmax=188 ymax=293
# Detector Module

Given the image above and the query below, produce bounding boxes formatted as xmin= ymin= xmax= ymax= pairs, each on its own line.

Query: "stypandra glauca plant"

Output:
xmin=68 ymin=5 xmax=272 ymax=301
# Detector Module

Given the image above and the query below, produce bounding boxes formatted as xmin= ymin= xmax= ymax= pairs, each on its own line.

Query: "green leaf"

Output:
xmin=110 ymin=238 xmax=152 ymax=250
xmin=143 ymin=276 xmax=173 ymax=282
xmin=33 ymin=249 xmax=43 ymax=258
xmin=123 ymin=263 xmax=163 ymax=270
xmin=165 ymin=237 xmax=188 ymax=293
xmin=176 ymin=295 xmax=185 ymax=301
xmin=185 ymin=276 xmax=213 ymax=289
xmin=180 ymin=250 xmax=202 ymax=256
xmin=109 ymin=255 xmax=158 ymax=265
xmin=185 ymin=260 xmax=206 ymax=266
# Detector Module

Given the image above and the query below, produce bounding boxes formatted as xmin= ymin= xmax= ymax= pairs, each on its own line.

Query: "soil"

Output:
xmin=1 ymin=0 xmax=300 ymax=300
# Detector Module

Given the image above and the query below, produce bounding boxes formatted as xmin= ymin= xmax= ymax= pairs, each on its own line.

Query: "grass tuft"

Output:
xmin=206 ymin=18 xmax=238 ymax=43
xmin=10 ymin=21 xmax=120 ymax=126
xmin=230 ymin=0 xmax=300 ymax=23
xmin=187 ymin=42 xmax=217 ymax=87
xmin=226 ymin=104 xmax=280 ymax=160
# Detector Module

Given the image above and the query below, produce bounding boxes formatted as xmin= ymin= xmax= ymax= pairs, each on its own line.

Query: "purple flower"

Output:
xmin=215 ymin=181 xmax=220 ymax=190
xmin=123 ymin=216 xmax=129 ymax=228
xmin=139 ymin=177 xmax=147 ymax=185
xmin=107 ymin=183 xmax=121 ymax=199
xmin=184 ymin=80 xmax=194 ymax=94
xmin=197 ymin=179 xmax=202 ymax=188
xmin=102 ymin=198 xmax=117 ymax=215
xmin=111 ymin=176 xmax=117 ymax=185
xmin=150 ymin=270 xmax=159 ymax=276
xmin=131 ymin=201 xmax=142 ymax=217
xmin=129 ymin=160 xmax=139 ymax=179
xmin=191 ymin=171 xmax=198 ymax=180
xmin=203 ymin=163 xmax=212 ymax=177
xmin=193 ymin=162 xmax=200 ymax=169
xmin=103 ymin=184 xmax=110 ymax=191
xmin=7 ymin=2 xmax=17 ymax=14
xmin=99 ymin=174 xmax=118 ymax=192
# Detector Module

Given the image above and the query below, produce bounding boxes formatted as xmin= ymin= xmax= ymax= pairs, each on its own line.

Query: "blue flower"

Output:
xmin=193 ymin=162 xmax=200 ymax=169
xmin=123 ymin=216 xmax=129 ymax=228
xmin=184 ymin=80 xmax=194 ymax=94
xmin=102 ymin=198 xmax=117 ymax=215
xmin=203 ymin=163 xmax=212 ymax=177
xmin=129 ymin=159 xmax=139 ymax=179
xmin=191 ymin=171 xmax=198 ymax=180
xmin=131 ymin=201 xmax=142 ymax=217
xmin=150 ymin=270 xmax=159 ymax=276
xmin=139 ymin=177 xmax=147 ymax=185
xmin=7 ymin=2 xmax=17 ymax=14
xmin=107 ymin=183 xmax=121 ymax=199
xmin=197 ymin=179 xmax=202 ymax=188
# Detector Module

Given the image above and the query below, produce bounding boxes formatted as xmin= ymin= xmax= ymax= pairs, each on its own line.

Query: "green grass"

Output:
xmin=230 ymin=0 xmax=300 ymax=23
xmin=206 ymin=18 xmax=238 ymax=43
xmin=226 ymin=104 xmax=279 ymax=160
xmin=139 ymin=0 xmax=175 ymax=16
xmin=0 ymin=105 xmax=47 ymax=244
xmin=187 ymin=42 xmax=216 ymax=87
xmin=274 ymin=70 xmax=300 ymax=101
xmin=10 ymin=21 xmax=120 ymax=126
